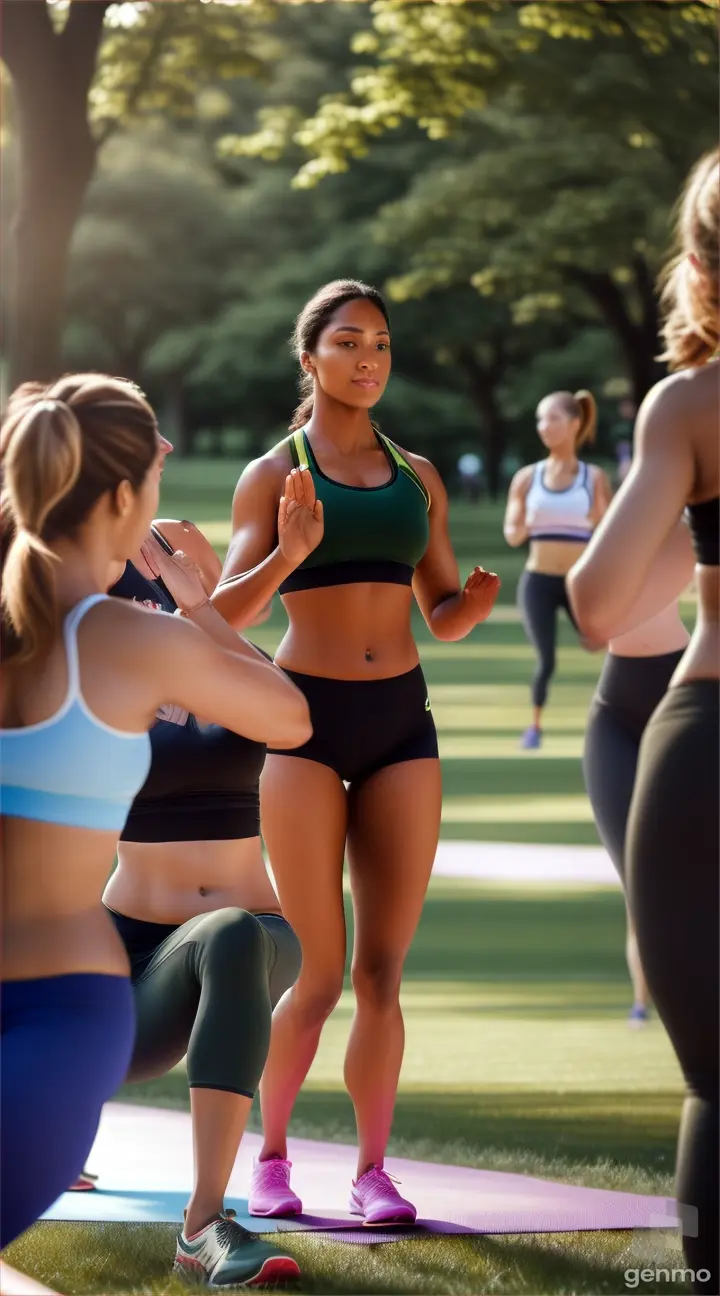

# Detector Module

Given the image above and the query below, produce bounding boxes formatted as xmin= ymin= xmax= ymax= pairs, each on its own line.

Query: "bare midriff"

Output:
xmin=276 ymin=582 xmax=419 ymax=679
xmin=526 ymin=538 xmax=588 ymax=577
xmin=673 ymin=564 xmax=720 ymax=685
xmin=2 ymin=818 xmax=130 ymax=980
xmin=105 ymin=837 xmax=281 ymax=927
xmin=608 ymin=601 xmax=691 ymax=658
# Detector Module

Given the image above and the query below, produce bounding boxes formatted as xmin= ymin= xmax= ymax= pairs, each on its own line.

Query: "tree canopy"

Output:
xmin=217 ymin=1 xmax=717 ymax=418
xmin=3 ymin=1 xmax=715 ymax=491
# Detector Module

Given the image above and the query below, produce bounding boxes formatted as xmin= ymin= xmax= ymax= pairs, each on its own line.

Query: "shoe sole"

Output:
xmin=248 ymin=1204 xmax=302 ymax=1218
xmin=360 ymin=1218 xmax=417 ymax=1228
xmin=174 ymin=1255 xmax=301 ymax=1288
xmin=349 ymin=1207 xmax=417 ymax=1228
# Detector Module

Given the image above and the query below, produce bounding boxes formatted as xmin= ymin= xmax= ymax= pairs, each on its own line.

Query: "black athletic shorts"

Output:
xmin=267 ymin=664 xmax=438 ymax=784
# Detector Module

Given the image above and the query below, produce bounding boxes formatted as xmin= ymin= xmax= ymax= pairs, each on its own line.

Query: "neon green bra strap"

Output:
xmin=287 ymin=430 xmax=309 ymax=469
xmin=283 ymin=427 xmax=430 ymax=511
xmin=379 ymin=433 xmax=431 ymax=511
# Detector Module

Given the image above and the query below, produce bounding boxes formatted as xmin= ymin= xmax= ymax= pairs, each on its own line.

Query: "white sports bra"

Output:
xmin=525 ymin=461 xmax=594 ymax=543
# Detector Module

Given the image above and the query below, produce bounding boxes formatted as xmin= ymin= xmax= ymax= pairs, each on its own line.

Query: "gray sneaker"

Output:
xmin=173 ymin=1209 xmax=300 ymax=1288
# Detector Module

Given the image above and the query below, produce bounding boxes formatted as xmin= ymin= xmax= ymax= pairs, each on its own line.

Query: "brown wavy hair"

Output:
xmin=659 ymin=148 xmax=719 ymax=371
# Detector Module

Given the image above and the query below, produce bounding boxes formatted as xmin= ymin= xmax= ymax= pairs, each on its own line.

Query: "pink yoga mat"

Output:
xmin=43 ymin=1103 xmax=679 ymax=1245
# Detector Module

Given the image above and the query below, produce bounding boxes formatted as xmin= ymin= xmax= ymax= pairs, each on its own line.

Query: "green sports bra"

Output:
xmin=278 ymin=427 xmax=431 ymax=594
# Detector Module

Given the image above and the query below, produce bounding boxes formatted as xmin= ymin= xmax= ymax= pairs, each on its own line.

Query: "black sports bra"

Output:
xmin=109 ymin=548 xmax=266 ymax=843
xmin=686 ymin=497 xmax=719 ymax=567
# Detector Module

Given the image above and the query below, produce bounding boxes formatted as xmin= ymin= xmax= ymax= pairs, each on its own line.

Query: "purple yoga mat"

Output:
xmin=44 ymin=1103 xmax=678 ymax=1245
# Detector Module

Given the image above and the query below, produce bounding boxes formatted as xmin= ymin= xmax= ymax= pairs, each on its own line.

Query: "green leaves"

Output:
xmin=90 ymin=0 xmax=272 ymax=140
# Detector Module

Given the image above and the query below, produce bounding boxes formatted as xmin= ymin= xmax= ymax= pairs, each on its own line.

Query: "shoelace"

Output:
xmin=358 ymin=1166 xmax=404 ymax=1203
xmin=213 ymin=1210 xmax=260 ymax=1247
xmin=260 ymin=1159 xmax=292 ymax=1187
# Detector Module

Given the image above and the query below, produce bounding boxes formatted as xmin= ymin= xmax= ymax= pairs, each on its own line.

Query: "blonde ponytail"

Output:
xmin=2 ymin=528 xmax=60 ymax=665
xmin=1 ymin=373 xmax=158 ymax=664
xmin=1 ymin=400 xmax=82 ymax=663
xmin=573 ymin=390 xmax=597 ymax=448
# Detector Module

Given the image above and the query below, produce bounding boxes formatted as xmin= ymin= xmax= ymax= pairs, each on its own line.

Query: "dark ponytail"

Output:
xmin=289 ymin=389 xmax=314 ymax=434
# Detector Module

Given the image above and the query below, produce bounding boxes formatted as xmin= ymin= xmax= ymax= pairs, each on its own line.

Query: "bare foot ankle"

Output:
xmin=184 ymin=1206 xmax=221 ymax=1238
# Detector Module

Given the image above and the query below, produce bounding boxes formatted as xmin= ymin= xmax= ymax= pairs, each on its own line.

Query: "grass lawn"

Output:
xmin=7 ymin=880 xmax=686 ymax=1296
xmin=5 ymin=462 xmax=690 ymax=1294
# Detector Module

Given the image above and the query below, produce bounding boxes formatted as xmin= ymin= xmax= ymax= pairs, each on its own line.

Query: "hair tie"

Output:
xmin=33 ymin=399 xmax=67 ymax=415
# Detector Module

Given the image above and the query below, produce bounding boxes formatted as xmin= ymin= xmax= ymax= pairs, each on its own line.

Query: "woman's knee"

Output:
xmin=682 ymin=1057 xmax=719 ymax=1105
xmin=351 ymin=957 xmax=403 ymax=1010
xmin=197 ymin=907 xmax=269 ymax=977
xmin=267 ymin=923 xmax=303 ymax=1007
xmin=292 ymin=972 xmax=345 ymax=1027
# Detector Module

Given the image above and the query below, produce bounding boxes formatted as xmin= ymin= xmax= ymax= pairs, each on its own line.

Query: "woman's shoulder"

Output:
xmin=508 ymin=463 xmax=537 ymax=494
xmin=641 ymin=363 xmax=718 ymax=422
xmin=387 ymin=441 xmax=443 ymax=492
xmin=234 ymin=442 xmax=295 ymax=497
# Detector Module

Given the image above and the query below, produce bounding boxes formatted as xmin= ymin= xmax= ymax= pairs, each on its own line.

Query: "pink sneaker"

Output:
xmin=349 ymin=1165 xmax=417 ymax=1226
xmin=248 ymin=1157 xmax=302 ymax=1218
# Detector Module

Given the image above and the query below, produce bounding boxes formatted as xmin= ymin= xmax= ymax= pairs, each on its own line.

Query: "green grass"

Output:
xmin=5 ymin=462 xmax=691 ymax=1294
xmin=6 ymin=881 xmax=687 ymax=1295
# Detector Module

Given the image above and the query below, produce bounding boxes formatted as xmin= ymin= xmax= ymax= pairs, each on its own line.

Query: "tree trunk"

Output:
xmin=632 ymin=253 xmax=665 ymax=389
xmin=162 ymin=372 xmax=191 ymax=458
xmin=565 ymin=262 xmax=663 ymax=410
xmin=4 ymin=2 xmax=110 ymax=388
xmin=455 ymin=345 xmax=508 ymax=500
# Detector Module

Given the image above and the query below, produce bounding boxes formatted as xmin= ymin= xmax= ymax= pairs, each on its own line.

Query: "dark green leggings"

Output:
xmin=108 ymin=907 xmax=302 ymax=1098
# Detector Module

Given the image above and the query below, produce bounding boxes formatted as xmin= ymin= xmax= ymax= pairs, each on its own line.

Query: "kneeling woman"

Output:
xmin=213 ymin=280 xmax=501 ymax=1224
xmin=101 ymin=515 xmax=302 ymax=1290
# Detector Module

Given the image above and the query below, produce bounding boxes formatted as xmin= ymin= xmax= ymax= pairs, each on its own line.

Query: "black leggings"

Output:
xmin=626 ymin=681 xmax=719 ymax=1292
xmin=583 ymin=651 xmax=685 ymax=879
xmin=109 ymin=907 xmax=302 ymax=1098
xmin=517 ymin=570 xmax=579 ymax=710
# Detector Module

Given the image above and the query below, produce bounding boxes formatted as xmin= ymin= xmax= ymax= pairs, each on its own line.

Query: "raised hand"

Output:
xmin=140 ymin=536 xmax=208 ymax=613
xmin=462 ymin=565 xmax=502 ymax=625
xmin=277 ymin=466 xmax=324 ymax=568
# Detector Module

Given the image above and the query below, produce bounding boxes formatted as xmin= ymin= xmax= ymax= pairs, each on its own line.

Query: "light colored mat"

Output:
xmin=0 ymin=1262 xmax=60 ymax=1295
xmin=432 ymin=841 xmax=618 ymax=886
xmin=44 ymin=1104 xmax=677 ymax=1244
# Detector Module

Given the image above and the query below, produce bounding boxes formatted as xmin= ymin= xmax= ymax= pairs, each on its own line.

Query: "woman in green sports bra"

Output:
xmin=212 ymin=280 xmax=501 ymax=1224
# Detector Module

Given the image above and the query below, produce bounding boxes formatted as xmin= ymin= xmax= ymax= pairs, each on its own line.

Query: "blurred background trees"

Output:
xmin=2 ymin=1 xmax=716 ymax=492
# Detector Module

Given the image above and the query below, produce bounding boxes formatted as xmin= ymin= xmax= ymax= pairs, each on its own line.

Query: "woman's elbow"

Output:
xmin=211 ymin=583 xmax=253 ymax=631
xmin=503 ymin=526 xmax=525 ymax=549
xmin=566 ymin=573 xmax=612 ymax=641
xmin=268 ymin=691 xmax=313 ymax=749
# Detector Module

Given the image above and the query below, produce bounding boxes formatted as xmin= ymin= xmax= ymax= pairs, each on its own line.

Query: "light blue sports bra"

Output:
xmin=0 ymin=594 xmax=152 ymax=832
